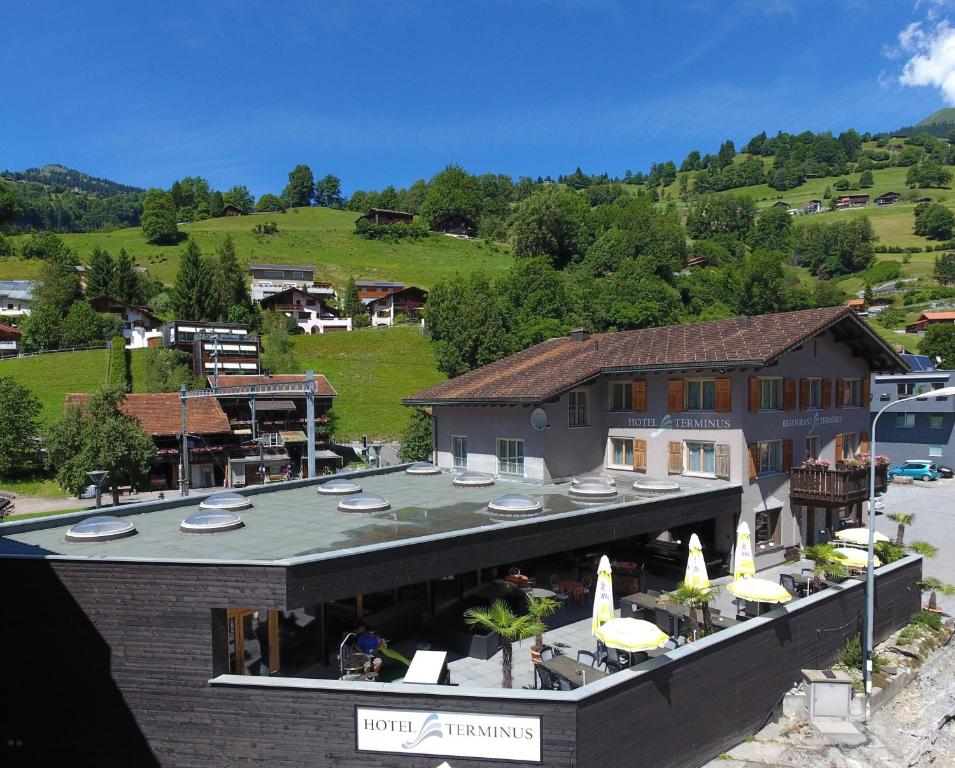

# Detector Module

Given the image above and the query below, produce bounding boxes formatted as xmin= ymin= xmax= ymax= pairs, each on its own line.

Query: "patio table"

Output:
xmin=526 ymin=587 xmax=556 ymax=599
xmin=540 ymin=655 xmax=608 ymax=688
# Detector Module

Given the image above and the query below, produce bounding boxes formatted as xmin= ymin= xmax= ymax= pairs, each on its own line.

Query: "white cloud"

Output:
xmin=898 ymin=19 xmax=955 ymax=104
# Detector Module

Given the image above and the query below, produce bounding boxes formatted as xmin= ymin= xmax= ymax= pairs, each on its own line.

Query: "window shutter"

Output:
xmin=860 ymin=431 xmax=869 ymax=455
xmin=667 ymin=380 xmax=684 ymax=412
xmin=862 ymin=377 xmax=870 ymax=406
xmin=782 ymin=439 xmax=793 ymax=471
xmin=748 ymin=443 xmax=758 ymax=481
xmin=633 ymin=439 xmax=647 ymax=471
xmin=821 ymin=378 xmax=832 ymax=410
xmin=715 ymin=378 xmax=732 ymax=412
xmin=668 ymin=441 xmax=683 ymax=474
xmin=632 ymin=380 xmax=647 ymax=412
xmin=799 ymin=379 xmax=810 ymax=410
xmin=716 ymin=444 xmax=730 ymax=479
xmin=835 ymin=433 xmax=844 ymax=462
xmin=836 ymin=378 xmax=846 ymax=407
xmin=783 ymin=378 xmax=796 ymax=411
xmin=748 ymin=377 xmax=759 ymax=412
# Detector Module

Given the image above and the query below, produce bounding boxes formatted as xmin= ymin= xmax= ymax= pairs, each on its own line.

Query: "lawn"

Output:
xmin=6 ymin=207 xmax=514 ymax=289
xmin=292 ymin=324 xmax=445 ymax=441
xmin=0 ymin=476 xmax=69 ymax=498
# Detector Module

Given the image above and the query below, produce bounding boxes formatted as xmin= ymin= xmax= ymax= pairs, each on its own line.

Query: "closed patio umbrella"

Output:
xmin=832 ymin=546 xmax=881 ymax=569
xmin=684 ymin=533 xmax=710 ymax=590
xmin=835 ymin=527 xmax=890 ymax=547
xmin=733 ymin=521 xmax=756 ymax=581
xmin=595 ymin=617 xmax=669 ymax=653
xmin=591 ymin=555 xmax=615 ymax=635
xmin=728 ymin=520 xmax=791 ymax=610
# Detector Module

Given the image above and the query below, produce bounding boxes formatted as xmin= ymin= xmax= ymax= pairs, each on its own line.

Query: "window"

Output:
xmin=609 ymin=382 xmax=632 ymax=412
xmin=685 ymin=380 xmax=716 ymax=411
xmin=805 ymin=436 xmax=821 ymax=461
xmin=839 ymin=432 xmax=859 ymax=461
xmin=897 ymin=381 xmax=914 ymax=397
xmin=610 ymin=438 xmax=633 ymax=468
xmin=686 ymin=441 xmax=716 ymax=475
xmin=895 ymin=413 xmax=915 ymax=429
xmin=931 ymin=414 xmax=944 ymax=429
xmin=497 ymin=439 xmax=525 ymax=476
xmin=568 ymin=390 xmax=589 ymax=427
xmin=929 ymin=445 xmax=944 ymax=457
xmin=758 ymin=440 xmax=782 ymax=474
xmin=451 ymin=435 xmax=467 ymax=470
xmin=804 ymin=378 xmax=821 ymax=409
xmin=759 ymin=378 xmax=782 ymax=410
xmin=755 ymin=509 xmax=781 ymax=547
xmin=292 ymin=271 xmax=305 ymax=280
xmin=841 ymin=379 xmax=862 ymax=407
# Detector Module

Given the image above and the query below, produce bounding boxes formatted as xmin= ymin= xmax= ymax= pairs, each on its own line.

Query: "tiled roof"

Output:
xmin=406 ymin=307 xmax=905 ymax=405
xmin=209 ymin=374 xmax=337 ymax=397
xmin=920 ymin=311 xmax=955 ymax=321
xmin=65 ymin=393 xmax=231 ymax=436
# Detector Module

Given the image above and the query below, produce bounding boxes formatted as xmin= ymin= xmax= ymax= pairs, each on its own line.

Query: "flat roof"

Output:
xmin=0 ymin=469 xmax=731 ymax=565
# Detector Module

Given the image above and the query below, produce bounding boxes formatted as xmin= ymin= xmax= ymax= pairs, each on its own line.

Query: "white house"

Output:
xmin=260 ymin=287 xmax=351 ymax=334
xmin=0 ymin=280 xmax=36 ymax=318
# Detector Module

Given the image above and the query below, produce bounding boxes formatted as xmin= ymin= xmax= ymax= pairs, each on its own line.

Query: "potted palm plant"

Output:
xmin=664 ymin=583 xmax=719 ymax=639
xmin=886 ymin=512 xmax=916 ymax=547
xmin=800 ymin=544 xmax=849 ymax=592
xmin=525 ymin=594 xmax=559 ymax=663
xmin=919 ymin=577 xmax=955 ymax=613
xmin=464 ymin=600 xmax=544 ymax=689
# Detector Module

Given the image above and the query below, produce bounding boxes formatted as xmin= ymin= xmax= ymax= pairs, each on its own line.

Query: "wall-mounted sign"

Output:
xmin=620 ymin=414 xmax=733 ymax=432
xmin=356 ymin=707 xmax=542 ymax=763
xmin=781 ymin=413 xmax=843 ymax=430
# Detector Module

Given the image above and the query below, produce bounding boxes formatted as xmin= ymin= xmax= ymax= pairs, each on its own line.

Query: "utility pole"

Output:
xmin=179 ymin=384 xmax=190 ymax=497
xmin=306 ymin=369 xmax=316 ymax=479
xmin=250 ymin=385 xmax=257 ymax=442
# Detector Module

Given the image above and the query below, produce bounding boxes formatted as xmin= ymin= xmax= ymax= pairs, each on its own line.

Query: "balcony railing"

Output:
xmin=789 ymin=465 xmax=887 ymax=507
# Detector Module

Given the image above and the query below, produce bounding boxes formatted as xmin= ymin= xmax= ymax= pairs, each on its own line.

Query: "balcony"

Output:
xmin=789 ymin=465 xmax=888 ymax=508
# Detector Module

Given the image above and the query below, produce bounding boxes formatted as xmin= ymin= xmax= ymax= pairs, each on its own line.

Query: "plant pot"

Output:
xmin=530 ymin=645 xmax=542 ymax=665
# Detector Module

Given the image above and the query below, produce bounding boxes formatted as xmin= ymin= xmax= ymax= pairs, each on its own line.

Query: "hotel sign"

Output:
xmin=621 ymin=414 xmax=733 ymax=432
xmin=356 ymin=707 xmax=542 ymax=763
xmin=781 ymin=412 xmax=843 ymax=430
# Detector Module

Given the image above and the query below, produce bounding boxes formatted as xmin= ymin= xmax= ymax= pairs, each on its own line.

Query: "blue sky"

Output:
xmin=2 ymin=0 xmax=955 ymax=196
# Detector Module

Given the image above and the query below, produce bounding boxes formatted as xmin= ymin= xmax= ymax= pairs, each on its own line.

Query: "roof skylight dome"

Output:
xmin=452 ymin=471 xmax=495 ymax=488
xmin=568 ymin=478 xmax=617 ymax=499
xmin=632 ymin=479 xmax=681 ymax=496
xmin=406 ymin=461 xmax=441 ymax=476
xmin=572 ymin=473 xmax=616 ymax=487
xmin=198 ymin=492 xmax=253 ymax=512
xmin=65 ymin=515 xmax=137 ymax=542
xmin=338 ymin=493 xmax=391 ymax=513
xmin=486 ymin=494 xmax=543 ymax=516
xmin=318 ymin=479 xmax=363 ymax=495
xmin=181 ymin=510 xmax=245 ymax=534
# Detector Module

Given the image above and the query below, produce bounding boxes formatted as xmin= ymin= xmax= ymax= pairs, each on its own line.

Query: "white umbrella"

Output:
xmin=595 ymin=617 xmax=669 ymax=653
xmin=733 ymin=521 xmax=756 ymax=581
xmin=591 ymin=555 xmax=615 ymax=635
xmin=835 ymin=527 xmax=890 ymax=547
xmin=728 ymin=520 xmax=791 ymax=613
xmin=684 ymin=533 xmax=710 ymax=590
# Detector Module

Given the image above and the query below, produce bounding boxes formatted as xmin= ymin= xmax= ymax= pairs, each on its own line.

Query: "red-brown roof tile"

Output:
xmin=405 ymin=307 xmax=905 ymax=405
xmin=65 ymin=393 xmax=231 ymax=436
xmin=209 ymin=374 xmax=337 ymax=397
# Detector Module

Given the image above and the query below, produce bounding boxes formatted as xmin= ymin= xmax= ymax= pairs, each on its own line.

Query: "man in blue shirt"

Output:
xmin=355 ymin=624 xmax=383 ymax=674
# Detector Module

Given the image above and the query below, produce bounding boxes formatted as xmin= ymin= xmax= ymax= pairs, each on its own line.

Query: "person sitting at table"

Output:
xmin=354 ymin=622 xmax=384 ymax=675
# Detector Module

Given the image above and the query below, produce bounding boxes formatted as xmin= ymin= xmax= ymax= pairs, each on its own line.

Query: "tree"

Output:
xmin=214 ymin=235 xmax=249 ymax=313
xmin=60 ymin=302 xmax=122 ymax=348
xmin=0 ymin=182 xmax=21 ymax=229
xmin=113 ymin=248 xmax=143 ymax=304
xmin=342 ymin=277 xmax=363 ymax=318
xmin=282 ymin=164 xmax=315 ymax=207
xmin=858 ymin=170 xmax=874 ymax=188
xmin=794 ymin=219 xmax=876 ymax=277
xmin=45 ymin=389 xmax=156 ymax=505
xmin=934 ymin=252 xmax=955 ymax=285
xmin=664 ymin=583 xmax=718 ymax=638
xmin=171 ymin=240 xmax=216 ymax=320
xmin=511 ymin=186 xmax=594 ymax=268
xmin=525 ymin=593 xmax=559 ymax=649
xmin=398 ymin=409 xmax=433 ymax=463
xmin=20 ymin=302 xmax=65 ymax=351
xmin=913 ymin=202 xmax=955 ymax=240
xmin=685 ymin=194 xmax=757 ymax=240
xmin=208 ymin=190 xmax=225 ymax=218
xmin=736 ymin=250 xmax=808 ymax=315
xmin=142 ymin=348 xmax=194 ymax=392
xmin=85 ymin=247 xmax=115 ymax=297
xmin=886 ymin=512 xmax=916 ymax=547
xmin=108 ymin=335 xmax=130 ymax=392
xmin=750 ymin=208 xmax=794 ymax=255
xmin=919 ymin=577 xmax=955 ymax=611
xmin=598 ymin=260 xmax=682 ymax=330
xmin=141 ymin=188 xmax=179 ymax=244
xmin=800 ymin=544 xmax=850 ymax=591
xmin=419 ymin=165 xmax=483 ymax=233
xmin=314 ymin=174 xmax=343 ymax=208
xmin=463 ymin=600 xmax=544 ymax=689
xmin=0 ymin=377 xmax=42 ymax=477
xmin=920 ymin=323 xmax=955 ymax=368
xmin=680 ymin=150 xmax=703 ymax=172
xmin=716 ymin=139 xmax=736 ymax=168
xmin=863 ymin=282 xmax=874 ymax=305
xmin=222 ymin=185 xmax=254 ymax=213
xmin=255 ymin=194 xmax=287 ymax=213
xmin=260 ymin=310 xmax=298 ymax=374
xmin=20 ymin=231 xmax=71 ymax=261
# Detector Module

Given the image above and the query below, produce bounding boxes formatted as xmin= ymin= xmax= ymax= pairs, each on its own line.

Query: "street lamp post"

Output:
xmin=86 ymin=470 xmax=109 ymax=509
xmin=864 ymin=384 xmax=955 ymax=718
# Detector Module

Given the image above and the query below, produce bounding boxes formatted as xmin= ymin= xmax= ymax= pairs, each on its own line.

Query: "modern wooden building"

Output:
xmin=368 ymin=285 xmax=428 ymax=327
xmin=161 ymin=320 xmax=261 ymax=376
xmin=356 ymin=207 xmax=415 ymax=226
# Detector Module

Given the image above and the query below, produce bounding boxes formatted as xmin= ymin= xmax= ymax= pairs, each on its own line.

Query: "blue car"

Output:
xmin=888 ymin=460 xmax=940 ymax=482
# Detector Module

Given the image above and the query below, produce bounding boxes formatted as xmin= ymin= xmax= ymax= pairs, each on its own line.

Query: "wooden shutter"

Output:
xmin=633 ymin=439 xmax=647 ymax=471
xmin=799 ymin=379 xmax=809 ymax=410
xmin=836 ymin=378 xmax=846 ymax=407
xmin=835 ymin=433 xmax=844 ymax=462
xmin=783 ymin=378 xmax=796 ymax=411
xmin=782 ymin=439 xmax=793 ymax=471
xmin=716 ymin=444 xmax=730 ymax=479
xmin=667 ymin=380 xmax=684 ymax=412
xmin=861 ymin=377 xmax=870 ymax=406
xmin=860 ymin=431 xmax=870 ymax=455
xmin=715 ymin=378 xmax=732 ymax=412
xmin=631 ymin=380 xmax=647 ymax=412
xmin=821 ymin=378 xmax=832 ymax=410
xmin=748 ymin=377 xmax=760 ymax=412
xmin=748 ymin=442 xmax=759 ymax=481
xmin=668 ymin=441 xmax=683 ymax=474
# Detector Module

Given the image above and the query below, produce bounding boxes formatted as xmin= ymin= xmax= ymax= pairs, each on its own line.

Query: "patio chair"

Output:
xmin=549 ymin=575 xmax=571 ymax=608
xmin=605 ymin=658 xmax=627 ymax=674
xmin=535 ymin=665 xmax=560 ymax=690
xmin=779 ymin=573 xmax=798 ymax=597
xmin=557 ymin=677 xmax=575 ymax=691
xmin=576 ymin=650 xmax=598 ymax=667
xmin=594 ymin=641 xmax=609 ymax=669
xmin=540 ymin=647 xmax=554 ymax=662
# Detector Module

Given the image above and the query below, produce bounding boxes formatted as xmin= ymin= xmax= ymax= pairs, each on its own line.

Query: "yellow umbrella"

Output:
xmin=591 ymin=555 xmax=615 ymax=635
xmin=684 ymin=533 xmax=710 ymax=590
xmin=595 ymin=617 xmax=669 ymax=653
xmin=727 ymin=578 xmax=792 ymax=604
xmin=832 ymin=546 xmax=881 ymax=569
xmin=834 ymin=528 xmax=890 ymax=547
xmin=733 ymin=521 xmax=756 ymax=581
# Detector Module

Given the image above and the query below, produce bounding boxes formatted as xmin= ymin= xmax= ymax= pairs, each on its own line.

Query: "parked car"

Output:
xmin=78 ymin=484 xmax=97 ymax=499
xmin=887 ymin=460 xmax=940 ymax=482
xmin=937 ymin=465 xmax=953 ymax=479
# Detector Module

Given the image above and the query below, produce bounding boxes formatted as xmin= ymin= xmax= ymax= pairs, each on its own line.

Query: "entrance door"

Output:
xmin=226 ymin=609 xmax=279 ymax=675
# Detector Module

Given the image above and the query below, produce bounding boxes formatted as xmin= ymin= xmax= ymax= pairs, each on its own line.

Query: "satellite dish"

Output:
xmin=530 ymin=407 xmax=549 ymax=431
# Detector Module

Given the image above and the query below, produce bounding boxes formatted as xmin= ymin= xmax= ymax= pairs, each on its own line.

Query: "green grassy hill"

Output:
xmin=918 ymin=108 xmax=955 ymax=127
xmin=5 ymin=207 xmax=513 ymax=289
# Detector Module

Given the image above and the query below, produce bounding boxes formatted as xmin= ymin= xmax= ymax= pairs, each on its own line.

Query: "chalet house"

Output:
xmin=0 ymin=322 xmax=21 ymax=357
xmin=431 ymin=215 xmax=475 ymax=237
xmin=249 ymin=263 xmax=336 ymax=303
xmin=915 ymin=196 xmax=934 ymax=204
xmin=771 ymin=201 xmax=790 ymax=209
xmin=368 ymin=286 xmax=428 ymax=327
xmin=88 ymin=295 xmax=162 ymax=348
xmin=875 ymin=191 xmax=901 ymax=206
xmin=887 ymin=145 xmax=905 ymax=154
xmin=223 ymin=203 xmax=246 ymax=216
xmin=65 ymin=392 xmax=233 ymax=491
xmin=208 ymin=374 xmax=339 ymax=483
xmin=406 ymin=307 xmax=906 ymax=567
xmin=803 ymin=200 xmax=823 ymax=214
xmin=836 ymin=194 xmax=869 ymax=209
xmin=905 ymin=311 xmax=955 ymax=334
xmin=259 ymin=287 xmax=351 ymax=334
xmin=161 ymin=321 xmax=260 ymax=376
xmin=843 ymin=298 xmax=866 ymax=313
xmin=356 ymin=280 xmax=404 ymax=302
xmin=356 ymin=208 xmax=415 ymax=226
xmin=0 ymin=280 xmax=35 ymax=317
